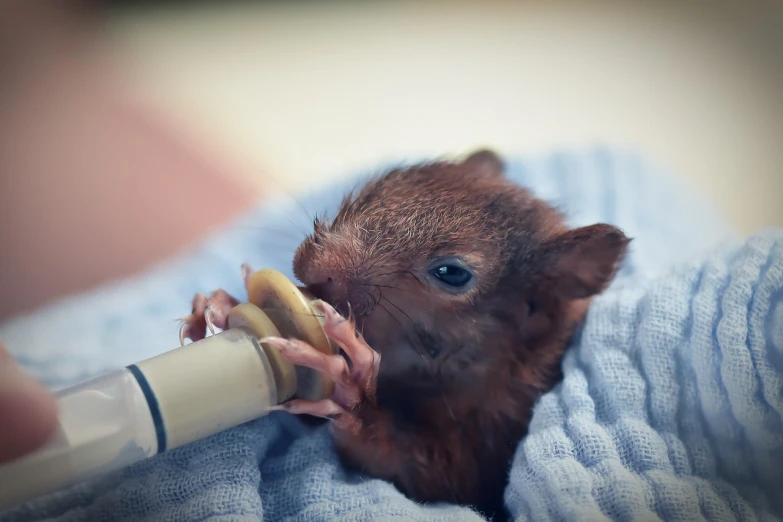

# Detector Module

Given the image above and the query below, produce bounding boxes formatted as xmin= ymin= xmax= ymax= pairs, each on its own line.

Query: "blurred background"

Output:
xmin=1 ymin=0 xmax=782 ymax=322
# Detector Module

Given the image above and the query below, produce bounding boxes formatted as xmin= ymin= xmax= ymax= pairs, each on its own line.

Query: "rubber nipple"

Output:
xmin=225 ymin=269 xmax=336 ymax=403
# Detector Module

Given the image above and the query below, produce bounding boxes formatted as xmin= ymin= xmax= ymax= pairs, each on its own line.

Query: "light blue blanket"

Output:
xmin=2 ymin=148 xmax=781 ymax=521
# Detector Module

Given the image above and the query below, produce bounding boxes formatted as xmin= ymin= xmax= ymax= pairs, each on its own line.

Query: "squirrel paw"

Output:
xmin=261 ymin=300 xmax=381 ymax=435
xmin=178 ymin=264 xmax=254 ymax=346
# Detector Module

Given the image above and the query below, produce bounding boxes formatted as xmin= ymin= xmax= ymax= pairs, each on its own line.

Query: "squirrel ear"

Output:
xmin=540 ymin=224 xmax=631 ymax=300
xmin=462 ymin=148 xmax=505 ymax=178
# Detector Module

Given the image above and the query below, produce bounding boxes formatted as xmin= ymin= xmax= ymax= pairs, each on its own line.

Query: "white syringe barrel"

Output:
xmin=0 ymin=327 xmax=278 ymax=509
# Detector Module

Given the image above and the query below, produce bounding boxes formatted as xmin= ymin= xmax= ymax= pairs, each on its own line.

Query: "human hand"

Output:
xmin=0 ymin=342 xmax=58 ymax=465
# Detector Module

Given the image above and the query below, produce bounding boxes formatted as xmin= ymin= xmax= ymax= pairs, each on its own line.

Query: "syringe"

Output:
xmin=0 ymin=269 xmax=336 ymax=510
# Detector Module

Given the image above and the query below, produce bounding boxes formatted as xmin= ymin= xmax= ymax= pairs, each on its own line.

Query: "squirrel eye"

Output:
xmin=431 ymin=265 xmax=473 ymax=287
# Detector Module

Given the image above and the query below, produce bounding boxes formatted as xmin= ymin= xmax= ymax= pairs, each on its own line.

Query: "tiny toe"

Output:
xmin=191 ymin=293 xmax=208 ymax=315
xmin=209 ymin=289 xmax=241 ymax=310
xmin=182 ymin=289 xmax=238 ymax=343
xmin=202 ymin=290 xmax=239 ymax=334
xmin=314 ymin=300 xmax=379 ymax=380
xmin=283 ymin=398 xmax=344 ymax=418
xmin=179 ymin=316 xmax=205 ymax=345
xmin=261 ymin=336 xmax=351 ymax=385
xmin=283 ymin=399 xmax=360 ymax=432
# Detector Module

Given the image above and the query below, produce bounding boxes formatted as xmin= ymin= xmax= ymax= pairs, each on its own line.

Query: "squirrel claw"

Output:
xmin=179 ymin=290 xmax=240 ymax=345
xmin=281 ymin=398 xmax=361 ymax=433
xmin=241 ymin=263 xmax=255 ymax=290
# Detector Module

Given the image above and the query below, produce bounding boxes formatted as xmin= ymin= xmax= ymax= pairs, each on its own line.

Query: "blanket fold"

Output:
xmin=506 ymin=230 xmax=783 ymax=522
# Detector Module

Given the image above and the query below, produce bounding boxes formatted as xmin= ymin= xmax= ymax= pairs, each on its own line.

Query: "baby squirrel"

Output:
xmin=181 ymin=149 xmax=630 ymax=520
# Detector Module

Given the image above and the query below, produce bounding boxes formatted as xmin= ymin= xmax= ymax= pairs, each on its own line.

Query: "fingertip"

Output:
xmin=0 ymin=365 xmax=59 ymax=464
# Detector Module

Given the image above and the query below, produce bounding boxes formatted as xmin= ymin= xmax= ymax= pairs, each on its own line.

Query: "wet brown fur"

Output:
xmin=292 ymin=149 xmax=630 ymax=520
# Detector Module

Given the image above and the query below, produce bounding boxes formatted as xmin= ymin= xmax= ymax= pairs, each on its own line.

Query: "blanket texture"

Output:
xmin=1 ymin=148 xmax=781 ymax=522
